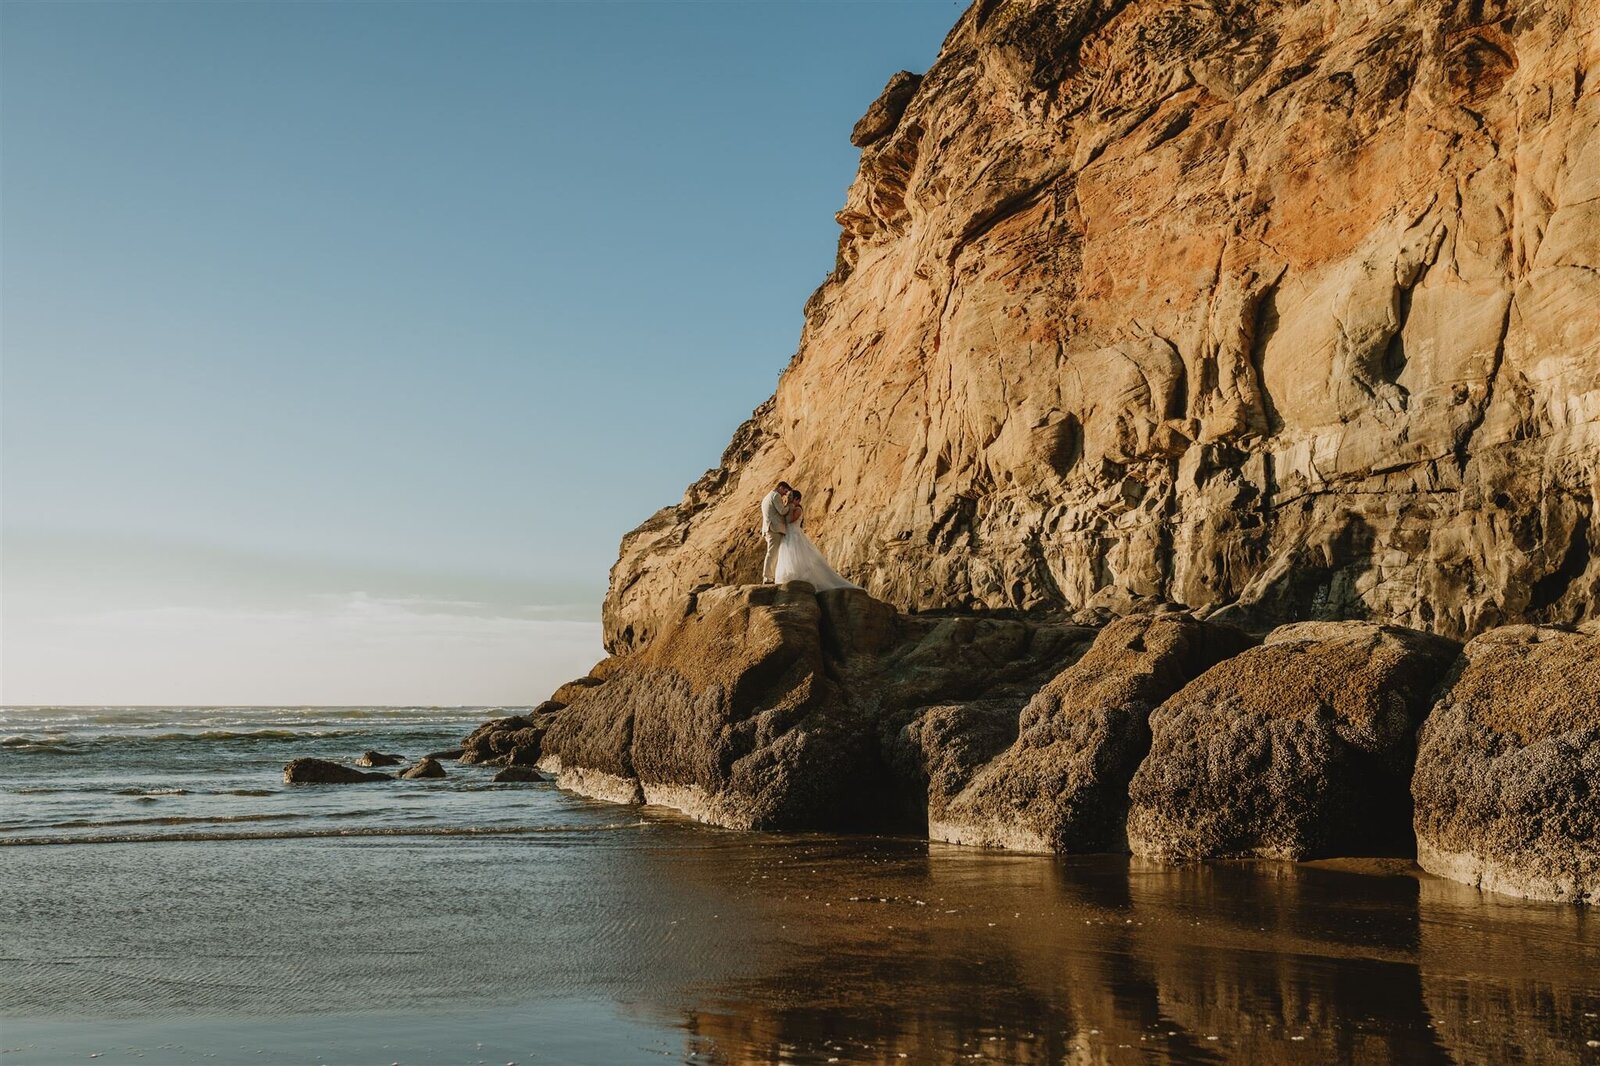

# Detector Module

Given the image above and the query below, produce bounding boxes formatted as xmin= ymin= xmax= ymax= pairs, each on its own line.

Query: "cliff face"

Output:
xmin=605 ymin=0 xmax=1600 ymax=654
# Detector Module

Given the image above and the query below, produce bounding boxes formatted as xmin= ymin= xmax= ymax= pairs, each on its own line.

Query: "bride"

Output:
xmin=773 ymin=491 xmax=861 ymax=591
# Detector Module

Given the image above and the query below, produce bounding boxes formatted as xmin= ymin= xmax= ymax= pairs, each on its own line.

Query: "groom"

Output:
xmin=760 ymin=481 xmax=793 ymax=583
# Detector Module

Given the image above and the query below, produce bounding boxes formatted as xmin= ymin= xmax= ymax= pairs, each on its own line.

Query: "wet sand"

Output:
xmin=5 ymin=807 xmax=1598 ymax=1065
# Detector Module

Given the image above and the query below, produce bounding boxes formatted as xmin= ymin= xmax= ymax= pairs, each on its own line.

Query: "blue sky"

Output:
xmin=1 ymin=0 xmax=960 ymax=705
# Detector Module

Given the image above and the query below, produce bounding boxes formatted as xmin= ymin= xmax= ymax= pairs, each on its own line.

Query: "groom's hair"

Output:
xmin=776 ymin=481 xmax=793 ymax=493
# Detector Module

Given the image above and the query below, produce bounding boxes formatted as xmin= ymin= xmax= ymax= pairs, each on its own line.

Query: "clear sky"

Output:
xmin=1 ymin=0 xmax=961 ymax=706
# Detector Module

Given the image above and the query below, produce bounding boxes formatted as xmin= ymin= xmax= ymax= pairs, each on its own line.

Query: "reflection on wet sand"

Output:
xmin=634 ymin=836 xmax=1599 ymax=1064
xmin=1417 ymin=876 xmax=1600 ymax=1066
xmin=7 ymin=821 xmax=1595 ymax=1064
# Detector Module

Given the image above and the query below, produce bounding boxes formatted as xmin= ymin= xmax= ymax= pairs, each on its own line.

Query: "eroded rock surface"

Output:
xmin=603 ymin=0 xmax=1600 ymax=656
xmin=1127 ymin=622 xmax=1460 ymax=860
xmin=1413 ymin=623 xmax=1600 ymax=903
xmin=932 ymin=614 xmax=1253 ymax=852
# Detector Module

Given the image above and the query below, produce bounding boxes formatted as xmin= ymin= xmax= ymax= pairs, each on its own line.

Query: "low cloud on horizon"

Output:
xmin=1 ymin=531 xmax=607 ymax=706
xmin=5 ymin=591 xmax=604 ymax=707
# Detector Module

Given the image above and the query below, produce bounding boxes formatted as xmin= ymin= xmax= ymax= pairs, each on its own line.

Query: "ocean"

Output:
xmin=3 ymin=706 xmax=1598 ymax=1065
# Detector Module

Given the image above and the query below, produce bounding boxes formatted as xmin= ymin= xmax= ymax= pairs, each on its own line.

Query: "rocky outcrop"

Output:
xmin=850 ymin=70 xmax=922 ymax=147
xmin=459 ymin=708 xmax=561 ymax=767
xmin=355 ymin=751 xmax=403 ymax=767
xmin=930 ymin=613 xmax=1254 ymax=852
xmin=283 ymin=758 xmax=391 ymax=784
xmin=1127 ymin=622 xmax=1460 ymax=860
xmin=1413 ymin=623 xmax=1600 ymax=903
xmin=500 ymin=581 xmax=1599 ymax=901
xmin=536 ymin=582 xmax=1094 ymax=831
xmin=399 ymin=757 xmax=447 ymax=780
xmin=602 ymin=0 xmax=1600 ymax=656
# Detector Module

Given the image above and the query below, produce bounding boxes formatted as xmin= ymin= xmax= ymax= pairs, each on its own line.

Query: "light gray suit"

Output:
xmin=761 ymin=489 xmax=789 ymax=582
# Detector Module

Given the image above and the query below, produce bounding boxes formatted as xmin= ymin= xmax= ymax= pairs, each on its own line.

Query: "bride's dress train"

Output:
xmin=774 ymin=526 xmax=860 ymax=591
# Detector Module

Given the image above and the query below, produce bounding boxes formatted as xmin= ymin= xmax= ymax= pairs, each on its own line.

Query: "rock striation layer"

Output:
xmin=603 ymin=0 xmax=1600 ymax=655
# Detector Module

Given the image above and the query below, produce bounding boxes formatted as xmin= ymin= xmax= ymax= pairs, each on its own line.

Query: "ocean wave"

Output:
xmin=0 ymin=822 xmax=641 ymax=847
xmin=33 ymin=811 xmax=301 ymax=831
xmin=0 ymin=738 xmax=82 ymax=755
xmin=0 ymin=707 xmax=515 ymax=732
xmin=0 ymin=727 xmax=435 ymax=750
xmin=113 ymin=787 xmax=191 ymax=796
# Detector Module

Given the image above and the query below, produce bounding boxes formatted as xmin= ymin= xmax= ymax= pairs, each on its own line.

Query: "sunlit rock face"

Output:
xmin=603 ymin=0 xmax=1600 ymax=655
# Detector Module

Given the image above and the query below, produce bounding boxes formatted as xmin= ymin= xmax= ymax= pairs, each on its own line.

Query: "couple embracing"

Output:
xmin=759 ymin=480 xmax=860 ymax=592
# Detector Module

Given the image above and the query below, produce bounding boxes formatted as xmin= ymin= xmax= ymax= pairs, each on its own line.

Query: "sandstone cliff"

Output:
xmin=605 ymin=0 xmax=1600 ymax=654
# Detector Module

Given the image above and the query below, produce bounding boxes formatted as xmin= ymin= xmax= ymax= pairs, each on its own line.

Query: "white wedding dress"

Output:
xmin=774 ymin=514 xmax=860 ymax=591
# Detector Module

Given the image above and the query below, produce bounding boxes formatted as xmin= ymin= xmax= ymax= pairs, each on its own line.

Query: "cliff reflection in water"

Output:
xmin=631 ymin=837 xmax=1599 ymax=1065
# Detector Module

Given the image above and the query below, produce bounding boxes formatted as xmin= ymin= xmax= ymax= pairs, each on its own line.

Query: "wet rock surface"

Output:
xmin=399 ymin=757 xmax=447 ymax=780
xmin=1413 ymin=623 xmax=1600 ymax=903
xmin=932 ymin=614 xmax=1254 ymax=852
xmin=459 ymin=709 xmax=559 ymax=767
xmin=283 ymin=759 xmax=391 ymax=785
xmin=537 ymin=583 xmax=1093 ymax=831
xmin=1126 ymin=622 xmax=1461 ymax=860
xmin=355 ymin=751 xmax=403 ymax=767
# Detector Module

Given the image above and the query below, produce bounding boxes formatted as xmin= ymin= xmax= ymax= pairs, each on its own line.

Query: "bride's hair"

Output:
xmin=789 ymin=491 xmax=802 ymax=502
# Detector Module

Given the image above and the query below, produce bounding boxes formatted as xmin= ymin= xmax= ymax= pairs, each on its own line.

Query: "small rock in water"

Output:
xmin=283 ymin=758 xmax=391 ymax=784
xmin=355 ymin=751 xmax=404 ymax=767
xmin=424 ymin=748 xmax=464 ymax=760
xmin=400 ymin=757 xmax=447 ymax=780
xmin=494 ymin=766 xmax=544 ymax=783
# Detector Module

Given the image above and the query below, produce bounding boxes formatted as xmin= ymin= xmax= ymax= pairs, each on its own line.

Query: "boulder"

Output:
xmin=493 ymin=766 xmax=545 ymax=783
xmin=1127 ymin=622 xmax=1459 ymax=860
xmin=1413 ymin=624 xmax=1600 ymax=904
xmin=544 ymin=582 xmax=866 ymax=829
xmin=399 ymin=757 xmax=447 ymax=780
xmin=932 ymin=614 xmax=1254 ymax=852
xmin=354 ymin=751 xmax=403 ymax=767
xmin=283 ymin=758 xmax=391 ymax=784
xmin=423 ymin=748 xmax=464 ymax=761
